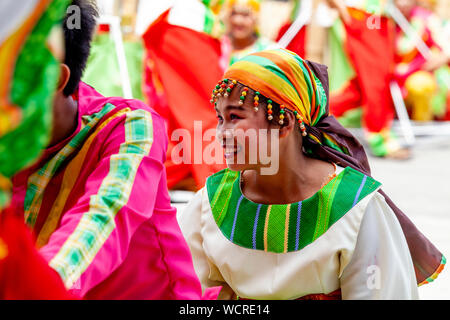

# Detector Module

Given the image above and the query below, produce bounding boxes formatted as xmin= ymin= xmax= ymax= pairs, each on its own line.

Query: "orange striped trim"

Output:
xmin=418 ymin=256 xmax=447 ymax=286
xmin=263 ymin=205 xmax=272 ymax=252
xmin=283 ymin=203 xmax=291 ymax=253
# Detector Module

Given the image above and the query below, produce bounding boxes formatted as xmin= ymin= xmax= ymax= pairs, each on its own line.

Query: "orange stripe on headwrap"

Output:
xmin=223 ymin=48 xmax=327 ymax=126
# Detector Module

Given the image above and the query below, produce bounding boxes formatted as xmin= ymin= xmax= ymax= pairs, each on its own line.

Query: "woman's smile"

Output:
xmin=223 ymin=143 xmax=243 ymax=159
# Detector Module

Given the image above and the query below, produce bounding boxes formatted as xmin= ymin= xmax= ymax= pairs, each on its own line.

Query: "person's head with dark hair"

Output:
xmin=50 ymin=0 xmax=98 ymax=147
xmin=62 ymin=0 xmax=98 ymax=96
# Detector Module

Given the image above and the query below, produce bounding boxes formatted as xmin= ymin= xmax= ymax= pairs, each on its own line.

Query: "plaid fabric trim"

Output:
xmin=49 ymin=110 xmax=153 ymax=288
xmin=48 ymin=108 xmax=153 ymax=289
xmin=35 ymin=108 xmax=131 ymax=248
xmin=24 ymin=103 xmax=116 ymax=228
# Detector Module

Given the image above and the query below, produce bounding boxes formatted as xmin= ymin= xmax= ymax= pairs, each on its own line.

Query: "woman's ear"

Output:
xmin=279 ymin=110 xmax=295 ymax=138
xmin=57 ymin=63 xmax=71 ymax=93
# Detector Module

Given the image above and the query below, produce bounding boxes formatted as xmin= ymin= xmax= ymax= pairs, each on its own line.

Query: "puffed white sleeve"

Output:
xmin=340 ymin=192 xmax=419 ymax=300
xmin=178 ymin=188 xmax=235 ymax=299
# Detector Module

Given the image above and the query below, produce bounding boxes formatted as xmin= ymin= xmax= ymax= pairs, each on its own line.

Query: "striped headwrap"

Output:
xmin=218 ymin=47 xmax=446 ymax=287
xmin=223 ymin=48 xmax=348 ymax=155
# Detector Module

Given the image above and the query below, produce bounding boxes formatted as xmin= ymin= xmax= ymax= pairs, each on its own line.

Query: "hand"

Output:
xmin=325 ymin=0 xmax=351 ymax=25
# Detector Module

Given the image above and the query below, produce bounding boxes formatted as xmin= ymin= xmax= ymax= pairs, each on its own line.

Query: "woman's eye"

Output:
xmin=230 ymin=114 xmax=241 ymax=120
xmin=217 ymin=115 xmax=223 ymax=122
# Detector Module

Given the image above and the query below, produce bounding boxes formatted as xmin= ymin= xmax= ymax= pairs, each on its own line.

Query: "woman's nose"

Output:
xmin=216 ymin=127 xmax=234 ymax=144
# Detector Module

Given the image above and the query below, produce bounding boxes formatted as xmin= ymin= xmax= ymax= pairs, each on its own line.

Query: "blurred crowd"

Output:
xmin=82 ymin=0 xmax=450 ymax=188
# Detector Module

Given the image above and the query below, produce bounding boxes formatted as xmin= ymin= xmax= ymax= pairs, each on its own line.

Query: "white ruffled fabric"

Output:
xmin=179 ymin=176 xmax=419 ymax=300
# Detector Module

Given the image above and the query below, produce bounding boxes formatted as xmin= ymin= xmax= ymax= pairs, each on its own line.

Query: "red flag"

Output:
xmin=143 ymin=11 xmax=226 ymax=190
xmin=330 ymin=8 xmax=396 ymax=133
xmin=0 ymin=207 xmax=75 ymax=300
xmin=275 ymin=22 xmax=307 ymax=58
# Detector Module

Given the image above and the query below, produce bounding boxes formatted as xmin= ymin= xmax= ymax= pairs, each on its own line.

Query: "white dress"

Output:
xmin=179 ymin=166 xmax=419 ymax=300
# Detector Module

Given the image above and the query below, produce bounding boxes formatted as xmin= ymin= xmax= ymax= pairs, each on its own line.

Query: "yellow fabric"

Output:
xmin=226 ymin=0 xmax=261 ymax=12
xmin=405 ymin=71 xmax=437 ymax=121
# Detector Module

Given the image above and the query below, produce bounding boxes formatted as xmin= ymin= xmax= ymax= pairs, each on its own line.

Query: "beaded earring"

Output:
xmin=267 ymin=99 xmax=273 ymax=121
xmin=279 ymin=105 xmax=285 ymax=125
xmin=253 ymin=91 xmax=260 ymax=112
xmin=293 ymin=111 xmax=307 ymax=136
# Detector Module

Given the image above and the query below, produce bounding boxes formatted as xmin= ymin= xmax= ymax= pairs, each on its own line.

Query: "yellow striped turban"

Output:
xmin=222 ymin=48 xmax=348 ymax=154
xmin=224 ymin=48 xmax=328 ymax=127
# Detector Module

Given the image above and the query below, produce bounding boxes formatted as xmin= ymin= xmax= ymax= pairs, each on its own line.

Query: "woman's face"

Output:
xmin=395 ymin=0 xmax=416 ymax=17
xmin=215 ymin=84 xmax=278 ymax=172
xmin=228 ymin=5 xmax=258 ymax=41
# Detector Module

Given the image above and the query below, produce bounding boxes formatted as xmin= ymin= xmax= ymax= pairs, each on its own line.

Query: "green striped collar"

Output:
xmin=206 ymin=167 xmax=381 ymax=253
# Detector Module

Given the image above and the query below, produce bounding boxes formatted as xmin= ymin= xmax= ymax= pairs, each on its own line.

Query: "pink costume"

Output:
xmin=11 ymin=83 xmax=219 ymax=299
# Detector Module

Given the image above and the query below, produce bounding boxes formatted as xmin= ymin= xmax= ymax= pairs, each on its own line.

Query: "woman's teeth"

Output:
xmin=224 ymin=146 xmax=242 ymax=158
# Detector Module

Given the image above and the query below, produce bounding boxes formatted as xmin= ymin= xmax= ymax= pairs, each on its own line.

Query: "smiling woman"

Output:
xmin=214 ymin=82 xmax=282 ymax=174
xmin=178 ymin=48 xmax=446 ymax=300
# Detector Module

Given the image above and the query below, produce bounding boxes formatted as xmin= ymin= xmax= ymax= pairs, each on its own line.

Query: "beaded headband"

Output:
xmin=211 ymin=78 xmax=307 ymax=136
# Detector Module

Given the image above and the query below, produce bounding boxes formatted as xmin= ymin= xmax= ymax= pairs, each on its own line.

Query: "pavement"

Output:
xmin=367 ymin=135 xmax=450 ymax=300
xmin=172 ymin=134 xmax=450 ymax=300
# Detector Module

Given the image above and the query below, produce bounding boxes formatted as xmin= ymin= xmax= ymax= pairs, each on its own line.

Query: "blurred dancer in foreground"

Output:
xmin=2 ymin=0 xmax=214 ymax=300
xmin=0 ymin=0 xmax=75 ymax=300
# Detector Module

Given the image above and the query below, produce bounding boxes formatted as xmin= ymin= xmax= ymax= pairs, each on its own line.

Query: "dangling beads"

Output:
xmin=293 ymin=111 xmax=307 ymax=136
xmin=222 ymin=79 xmax=229 ymax=97
xmin=267 ymin=100 xmax=273 ymax=121
xmin=239 ymin=87 xmax=249 ymax=106
xmin=219 ymin=81 xmax=227 ymax=97
xmin=253 ymin=91 xmax=260 ymax=112
xmin=279 ymin=105 xmax=285 ymax=125
xmin=210 ymin=81 xmax=221 ymax=104
xmin=211 ymin=79 xmax=238 ymax=105
xmin=225 ymin=79 xmax=237 ymax=98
